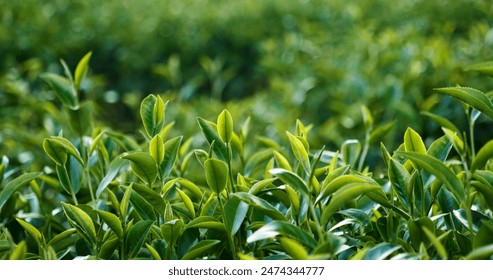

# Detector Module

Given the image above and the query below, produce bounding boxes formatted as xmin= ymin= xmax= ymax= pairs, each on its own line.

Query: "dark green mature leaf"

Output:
xmin=269 ymin=168 xmax=309 ymax=197
xmin=40 ymin=73 xmax=77 ymax=108
xmin=321 ymin=183 xmax=380 ymax=226
xmin=132 ymin=183 xmax=166 ymax=215
xmin=74 ymin=51 xmax=92 ymax=91
xmin=96 ymin=157 xmax=128 ymax=197
xmin=247 ymin=220 xmax=317 ymax=249
xmin=130 ymin=191 xmax=157 ymax=221
xmin=396 ymin=151 xmax=465 ymax=203
xmin=224 ymin=196 xmax=249 ymax=236
xmin=125 ymin=220 xmax=154 ymax=259
xmin=421 ymin=112 xmax=461 ymax=135
xmin=234 ymin=192 xmax=286 ymax=221
xmin=181 ymin=240 xmax=221 ymax=260
xmin=47 ymin=229 xmax=77 ymax=248
xmin=388 ymin=158 xmax=410 ymax=208
xmin=161 ymin=219 xmax=183 ymax=247
xmin=161 ymin=136 xmax=183 ymax=178
xmin=217 ymin=109 xmax=234 ymax=143
xmin=61 ymin=202 xmax=97 ymax=246
xmin=472 ymin=139 xmax=493 ymax=171
xmin=427 ymin=135 xmax=452 ymax=162
xmin=65 ymin=101 xmax=94 ymax=136
xmin=363 ymin=243 xmax=401 ymax=260
xmin=99 ymin=234 xmax=119 ymax=260
xmin=204 ymin=158 xmax=228 ymax=194
xmin=0 ymin=172 xmax=42 ymax=212
xmin=56 ymin=164 xmax=73 ymax=195
xmin=122 ymin=152 xmax=158 ymax=185
xmin=96 ymin=210 xmax=123 ymax=237
xmin=435 ymin=87 xmax=493 ymax=120
xmin=43 ymin=138 xmax=68 ymax=165
xmin=197 ymin=117 xmax=227 ymax=160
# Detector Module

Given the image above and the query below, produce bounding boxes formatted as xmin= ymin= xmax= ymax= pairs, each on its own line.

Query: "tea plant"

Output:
xmin=2 ymin=54 xmax=493 ymax=260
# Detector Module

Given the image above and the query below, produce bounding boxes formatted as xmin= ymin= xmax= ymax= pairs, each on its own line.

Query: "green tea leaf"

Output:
xmin=369 ymin=121 xmax=395 ymax=145
xmin=96 ymin=157 xmax=128 ymax=198
xmin=281 ymin=237 xmax=308 ymax=260
xmin=247 ymin=220 xmax=317 ymax=249
xmin=99 ymin=234 xmax=119 ymax=260
xmin=161 ymin=219 xmax=183 ymax=246
xmin=217 ymin=109 xmax=234 ymax=143
xmin=204 ymin=158 xmax=228 ymax=194
xmin=186 ymin=216 xmax=225 ymax=232
xmin=286 ymin=131 xmax=310 ymax=173
xmin=74 ymin=51 xmax=92 ymax=91
xmin=96 ymin=210 xmax=123 ymax=237
xmin=321 ymin=183 xmax=380 ymax=226
xmin=363 ymin=243 xmax=401 ymax=260
xmin=197 ymin=117 xmax=227 ymax=160
xmin=341 ymin=139 xmax=361 ymax=167
xmin=224 ymin=195 xmax=249 ymax=236
xmin=9 ymin=241 xmax=27 ymax=260
xmin=120 ymin=184 xmax=133 ymax=221
xmin=61 ymin=202 xmax=97 ymax=246
xmin=140 ymin=95 xmax=166 ymax=138
xmin=40 ymin=73 xmax=77 ymax=108
xmin=16 ymin=218 xmax=43 ymax=246
xmin=269 ymin=168 xmax=309 ymax=197
xmin=435 ymin=87 xmax=493 ymax=120
xmin=472 ymin=139 xmax=493 ymax=171
xmin=234 ymin=192 xmax=286 ymax=221
xmin=43 ymin=138 xmax=68 ymax=165
xmin=176 ymin=188 xmax=195 ymax=219
xmin=161 ymin=136 xmax=183 ymax=178
xmin=273 ymin=151 xmax=292 ymax=171
xmin=388 ymin=158 xmax=411 ymax=208
xmin=65 ymin=101 xmax=94 ymax=136
xmin=132 ymin=183 xmax=166 ymax=215
xmin=149 ymin=135 xmax=165 ymax=165
xmin=125 ymin=220 xmax=154 ymax=259
xmin=56 ymin=164 xmax=73 ymax=195
xmin=404 ymin=128 xmax=427 ymax=155
xmin=50 ymin=136 xmax=84 ymax=165
xmin=317 ymin=174 xmax=376 ymax=204
xmin=122 ymin=152 xmax=158 ymax=185
xmin=396 ymin=151 xmax=465 ymax=203
xmin=465 ymin=244 xmax=493 ymax=260
xmin=421 ymin=111 xmax=460 ymax=135
xmin=0 ymin=172 xmax=42 ymax=212
xmin=47 ymin=229 xmax=77 ymax=248
xmin=181 ymin=240 xmax=221 ymax=260
xmin=248 ymin=178 xmax=277 ymax=196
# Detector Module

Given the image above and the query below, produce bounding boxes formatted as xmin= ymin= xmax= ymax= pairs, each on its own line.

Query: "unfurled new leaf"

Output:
xmin=204 ymin=158 xmax=228 ymax=194
xmin=61 ymin=202 xmax=97 ymax=246
xmin=40 ymin=73 xmax=78 ymax=108
xmin=74 ymin=51 xmax=92 ymax=91
xmin=217 ymin=109 xmax=233 ymax=143
xmin=149 ymin=135 xmax=165 ymax=165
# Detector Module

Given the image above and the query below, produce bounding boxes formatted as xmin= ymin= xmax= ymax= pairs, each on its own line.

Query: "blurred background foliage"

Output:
xmin=1 ymin=0 xmax=493 ymax=171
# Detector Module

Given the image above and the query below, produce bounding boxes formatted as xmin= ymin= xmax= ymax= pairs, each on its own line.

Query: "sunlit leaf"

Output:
xmin=435 ymin=86 xmax=493 ymax=120
xmin=122 ymin=152 xmax=158 ymax=185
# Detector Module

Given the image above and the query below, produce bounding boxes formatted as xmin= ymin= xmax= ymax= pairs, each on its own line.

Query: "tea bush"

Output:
xmin=2 ymin=54 xmax=493 ymax=260
xmin=2 ymin=0 xmax=493 ymax=165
